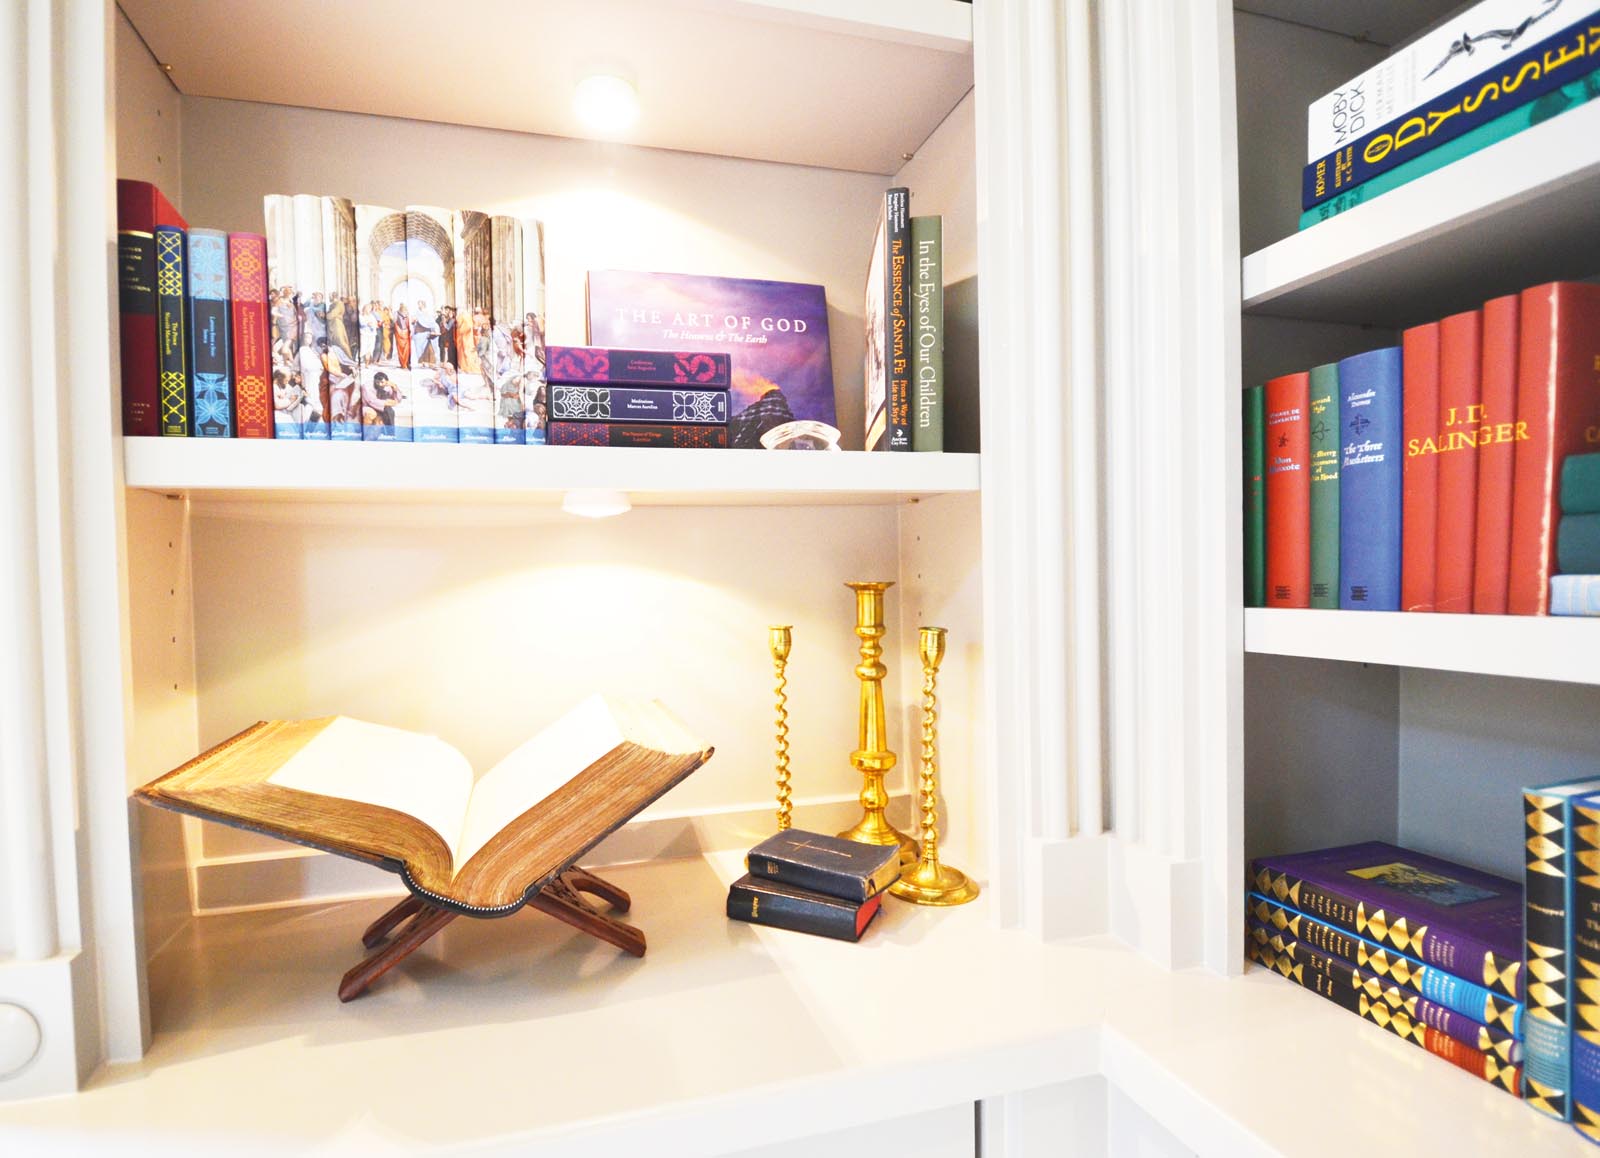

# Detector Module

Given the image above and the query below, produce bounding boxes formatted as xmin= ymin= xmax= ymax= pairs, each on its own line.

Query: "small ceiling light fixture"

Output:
xmin=573 ymin=74 xmax=640 ymax=135
xmin=562 ymin=488 xmax=632 ymax=519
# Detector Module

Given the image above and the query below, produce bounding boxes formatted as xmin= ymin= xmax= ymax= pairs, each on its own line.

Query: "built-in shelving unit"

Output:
xmin=1242 ymin=97 xmax=1600 ymax=325
xmin=1245 ymin=608 xmax=1600 ymax=686
xmin=122 ymin=438 xmax=981 ymax=507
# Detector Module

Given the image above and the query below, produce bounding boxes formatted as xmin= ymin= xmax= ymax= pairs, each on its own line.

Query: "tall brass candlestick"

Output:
xmin=838 ymin=581 xmax=918 ymax=865
xmin=890 ymin=626 xmax=979 ymax=905
xmin=770 ymin=625 xmax=793 ymax=831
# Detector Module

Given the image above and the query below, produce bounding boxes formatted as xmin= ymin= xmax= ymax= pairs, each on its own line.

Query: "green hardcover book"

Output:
xmin=1559 ymin=514 xmax=1600 ymax=575
xmin=1299 ymin=72 xmax=1600 ymax=231
xmin=910 ymin=215 xmax=943 ymax=452
xmin=1243 ymin=385 xmax=1266 ymax=608
xmin=1308 ymin=363 xmax=1340 ymax=608
xmin=1562 ymin=453 xmax=1600 ymax=515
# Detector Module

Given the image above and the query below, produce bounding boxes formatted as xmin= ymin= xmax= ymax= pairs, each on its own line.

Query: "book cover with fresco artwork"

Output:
xmin=405 ymin=206 xmax=459 ymax=443
xmin=355 ymin=204 xmax=413 ymax=441
xmin=322 ymin=197 xmax=360 ymax=441
xmin=587 ymin=270 xmax=838 ymax=450
xmin=453 ymin=209 xmax=495 ymax=444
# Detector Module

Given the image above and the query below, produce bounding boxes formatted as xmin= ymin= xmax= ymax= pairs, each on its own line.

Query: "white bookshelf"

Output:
xmin=1241 ymin=97 xmax=1600 ymax=325
xmin=115 ymin=0 xmax=973 ymax=174
xmin=1245 ymin=608 xmax=1600 ymax=686
xmin=122 ymin=438 xmax=981 ymax=507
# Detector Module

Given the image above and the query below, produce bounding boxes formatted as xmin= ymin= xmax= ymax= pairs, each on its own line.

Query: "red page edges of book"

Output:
xmin=855 ymin=892 xmax=883 ymax=937
xmin=1265 ymin=371 xmax=1312 ymax=608
xmin=1474 ymin=294 xmax=1521 ymax=614
xmin=1401 ymin=321 xmax=1441 ymax=612
xmin=1509 ymin=282 xmax=1600 ymax=615
xmin=1435 ymin=309 xmax=1482 ymax=614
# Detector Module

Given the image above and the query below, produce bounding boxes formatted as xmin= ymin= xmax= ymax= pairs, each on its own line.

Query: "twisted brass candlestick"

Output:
xmin=770 ymin=625 xmax=793 ymax=831
xmin=890 ymin=627 xmax=978 ymax=905
xmin=837 ymin=581 xmax=918 ymax=865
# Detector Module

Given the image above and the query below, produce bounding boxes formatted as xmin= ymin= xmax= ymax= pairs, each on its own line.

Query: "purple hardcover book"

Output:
xmin=547 ymin=346 xmax=731 ymax=388
xmin=586 ymin=270 xmax=838 ymax=449
xmin=1251 ymin=841 xmax=1523 ymax=1002
xmin=548 ymin=384 xmax=729 ymax=425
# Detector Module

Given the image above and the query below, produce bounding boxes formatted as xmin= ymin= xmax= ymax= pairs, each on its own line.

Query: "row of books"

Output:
xmin=1242 ymin=279 xmax=1600 ymax=616
xmin=863 ymin=187 xmax=944 ymax=451
xmin=726 ymin=829 xmax=899 ymax=942
xmin=1300 ymin=0 xmax=1600 ymax=228
xmin=544 ymin=347 xmax=733 ymax=448
xmin=1247 ymin=842 xmax=1527 ymax=1103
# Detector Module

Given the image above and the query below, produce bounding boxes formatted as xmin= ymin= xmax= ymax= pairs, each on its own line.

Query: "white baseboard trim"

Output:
xmin=0 ymin=952 xmax=93 ymax=1101
xmin=1026 ymin=833 xmax=1111 ymax=940
xmin=1105 ymin=836 xmax=1204 ymax=969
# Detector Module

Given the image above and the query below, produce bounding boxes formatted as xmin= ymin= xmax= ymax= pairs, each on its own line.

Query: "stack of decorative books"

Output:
xmin=545 ymin=346 xmax=733 ymax=448
xmin=726 ymin=830 xmax=900 ymax=942
xmin=1299 ymin=0 xmax=1600 ymax=228
xmin=1246 ymin=842 xmax=1524 ymax=1098
xmin=1242 ymin=279 xmax=1600 ymax=615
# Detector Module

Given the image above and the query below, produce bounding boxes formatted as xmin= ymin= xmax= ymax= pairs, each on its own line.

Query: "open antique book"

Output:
xmin=135 ymin=694 xmax=714 ymax=915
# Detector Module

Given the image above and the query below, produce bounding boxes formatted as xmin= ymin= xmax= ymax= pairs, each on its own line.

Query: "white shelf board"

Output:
xmin=0 ymin=851 xmax=1584 ymax=1156
xmin=117 ymin=0 xmax=973 ymax=175
xmin=1241 ymin=97 xmax=1600 ymax=327
xmin=122 ymin=437 xmax=980 ymax=507
xmin=1245 ymin=607 xmax=1600 ymax=685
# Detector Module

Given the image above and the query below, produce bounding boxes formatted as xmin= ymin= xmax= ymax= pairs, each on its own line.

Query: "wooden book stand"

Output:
xmin=338 ymin=865 xmax=645 ymax=1001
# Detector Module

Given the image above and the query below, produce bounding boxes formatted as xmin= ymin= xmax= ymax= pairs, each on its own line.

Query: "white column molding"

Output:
xmin=1095 ymin=0 xmax=1242 ymax=969
xmin=0 ymin=0 xmax=136 ymax=1100
xmin=973 ymin=0 xmax=1108 ymax=934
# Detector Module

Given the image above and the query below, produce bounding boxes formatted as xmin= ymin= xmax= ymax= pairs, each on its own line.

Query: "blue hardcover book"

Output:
xmin=186 ymin=229 xmax=232 ymax=438
xmin=1303 ymin=11 xmax=1600 ymax=210
xmin=1553 ymin=575 xmax=1600 ymax=615
xmin=1571 ymin=791 xmax=1600 ymax=1142
xmin=549 ymin=384 xmax=731 ymax=425
xmin=1337 ymin=348 xmax=1403 ymax=610
xmin=154 ymin=225 xmax=189 ymax=437
xmin=1523 ymin=777 xmax=1600 ymax=1122
xmin=1247 ymin=893 xmax=1523 ymax=1037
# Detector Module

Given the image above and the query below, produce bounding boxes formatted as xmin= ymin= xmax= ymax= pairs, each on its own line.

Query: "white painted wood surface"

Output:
xmin=117 ymin=0 xmax=973 ymax=175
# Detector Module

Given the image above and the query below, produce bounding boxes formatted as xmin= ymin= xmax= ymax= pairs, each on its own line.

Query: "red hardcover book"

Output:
xmin=1264 ymin=371 xmax=1311 ymax=608
xmin=1435 ymin=309 xmax=1481 ymax=614
xmin=1509 ymin=282 xmax=1600 ymax=615
xmin=1473 ymin=294 xmax=1522 ymax=614
xmin=1401 ymin=322 xmax=1441 ymax=612
xmin=116 ymin=180 xmax=187 ymax=437
xmin=228 ymin=233 xmax=272 ymax=439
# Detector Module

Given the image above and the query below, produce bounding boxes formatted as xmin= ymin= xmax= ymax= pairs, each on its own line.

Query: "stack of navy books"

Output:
xmin=726 ymin=829 xmax=901 ymax=942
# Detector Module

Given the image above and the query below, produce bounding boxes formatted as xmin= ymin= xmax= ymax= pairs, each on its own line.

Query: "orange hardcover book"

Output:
xmin=1435 ymin=309 xmax=1482 ymax=614
xmin=1473 ymin=294 xmax=1522 ymax=614
xmin=1509 ymin=283 xmax=1600 ymax=615
xmin=1401 ymin=321 xmax=1440 ymax=612
xmin=1264 ymin=371 xmax=1311 ymax=608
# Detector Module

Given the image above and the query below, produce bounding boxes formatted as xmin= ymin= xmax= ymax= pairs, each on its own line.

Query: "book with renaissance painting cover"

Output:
xmin=587 ymin=270 xmax=838 ymax=450
xmin=134 ymin=695 xmax=714 ymax=915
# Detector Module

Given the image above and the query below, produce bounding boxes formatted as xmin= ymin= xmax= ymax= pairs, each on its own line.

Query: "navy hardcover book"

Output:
xmin=746 ymin=829 xmax=901 ymax=903
xmin=1338 ymin=347 xmax=1403 ymax=610
xmin=726 ymin=874 xmax=882 ymax=942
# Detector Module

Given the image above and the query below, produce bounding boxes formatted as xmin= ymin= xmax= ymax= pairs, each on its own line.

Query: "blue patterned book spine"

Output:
xmin=1302 ymin=12 xmax=1600 ymax=210
xmin=1553 ymin=575 xmax=1600 ymax=615
xmin=186 ymin=229 xmax=232 ymax=438
xmin=155 ymin=225 xmax=189 ymax=437
xmin=1338 ymin=347 xmax=1404 ymax=609
xmin=549 ymin=385 xmax=731 ymax=425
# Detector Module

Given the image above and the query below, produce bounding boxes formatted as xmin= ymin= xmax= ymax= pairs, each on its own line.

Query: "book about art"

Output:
xmin=322 ymin=197 xmax=360 ymax=441
xmin=587 ymin=270 xmax=838 ymax=450
xmin=521 ymin=218 xmax=549 ymax=443
xmin=453 ymin=209 xmax=495 ymax=444
xmin=263 ymin=194 xmax=304 ymax=438
xmin=490 ymin=215 xmax=525 ymax=444
xmin=404 ymin=206 xmax=459 ymax=444
xmin=292 ymin=193 xmax=330 ymax=438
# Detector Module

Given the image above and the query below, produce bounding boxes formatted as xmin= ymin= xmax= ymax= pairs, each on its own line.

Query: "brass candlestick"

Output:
xmin=890 ymin=627 xmax=979 ymax=905
xmin=770 ymin=625 xmax=793 ymax=831
xmin=837 ymin=581 xmax=918 ymax=865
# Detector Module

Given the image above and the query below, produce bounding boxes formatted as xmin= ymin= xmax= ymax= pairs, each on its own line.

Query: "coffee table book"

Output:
xmin=134 ymin=695 xmax=714 ymax=999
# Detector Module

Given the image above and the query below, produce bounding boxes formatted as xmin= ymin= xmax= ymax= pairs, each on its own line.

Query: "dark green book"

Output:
xmin=1559 ymin=514 xmax=1600 ymax=575
xmin=1243 ymin=385 xmax=1265 ymax=607
xmin=1308 ymin=363 xmax=1340 ymax=609
xmin=909 ymin=215 xmax=943 ymax=452
xmin=1562 ymin=453 xmax=1600 ymax=515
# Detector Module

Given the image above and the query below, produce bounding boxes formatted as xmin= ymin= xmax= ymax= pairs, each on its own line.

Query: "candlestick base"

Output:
xmin=837 ymin=812 xmax=919 ymax=866
xmin=889 ymin=859 xmax=979 ymax=906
